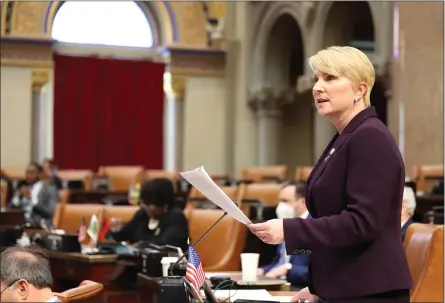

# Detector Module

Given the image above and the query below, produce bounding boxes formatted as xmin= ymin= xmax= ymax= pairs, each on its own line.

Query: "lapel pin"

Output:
xmin=325 ymin=148 xmax=335 ymax=162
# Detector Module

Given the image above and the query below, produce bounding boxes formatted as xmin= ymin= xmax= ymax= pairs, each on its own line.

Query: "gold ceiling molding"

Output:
xmin=161 ymin=45 xmax=226 ymax=78
xmin=0 ymin=36 xmax=54 ymax=68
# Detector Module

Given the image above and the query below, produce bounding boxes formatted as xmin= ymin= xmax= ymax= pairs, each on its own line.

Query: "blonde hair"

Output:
xmin=308 ymin=46 xmax=375 ymax=107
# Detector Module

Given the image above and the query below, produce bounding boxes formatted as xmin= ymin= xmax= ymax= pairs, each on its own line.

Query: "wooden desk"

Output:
xmin=47 ymin=251 xmax=143 ymax=303
xmin=48 ymin=251 xmax=117 ymax=290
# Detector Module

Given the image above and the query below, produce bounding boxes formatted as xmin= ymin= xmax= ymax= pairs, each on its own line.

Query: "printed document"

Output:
xmin=180 ymin=166 xmax=252 ymax=225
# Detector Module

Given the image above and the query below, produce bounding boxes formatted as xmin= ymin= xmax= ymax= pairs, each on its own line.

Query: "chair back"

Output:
xmin=58 ymin=170 xmax=93 ymax=190
xmin=241 ymin=166 xmax=287 ymax=183
xmin=241 ymin=183 xmax=282 ymax=207
xmin=404 ymin=223 xmax=437 ymax=293
xmin=1 ymin=180 xmax=7 ymax=208
xmin=102 ymin=205 xmax=139 ymax=224
xmin=98 ymin=166 xmax=144 ymax=191
xmin=295 ymin=166 xmax=313 ymax=182
xmin=52 ymin=204 xmax=104 ymax=234
xmin=188 ymin=209 xmax=246 ymax=271
xmin=410 ymin=226 xmax=444 ymax=302
xmin=53 ymin=280 xmax=103 ymax=302
xmin=412 ymin=164 xmax=443 ymax=194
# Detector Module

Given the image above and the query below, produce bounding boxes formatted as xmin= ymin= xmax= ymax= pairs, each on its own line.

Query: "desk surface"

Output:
xmin=207 ymin=271 xmax=285 ymax=286
xmin=45 ymin=250 xmax=117 ymax=263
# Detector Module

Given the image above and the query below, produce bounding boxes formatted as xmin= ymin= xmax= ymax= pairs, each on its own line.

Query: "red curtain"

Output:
xmin=53 ymin=54 xmax=164 ymax=170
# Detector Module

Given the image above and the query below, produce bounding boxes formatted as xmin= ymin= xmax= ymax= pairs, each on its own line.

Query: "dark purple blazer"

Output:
xmin=283 ymin=107 xmax=412 ymax=300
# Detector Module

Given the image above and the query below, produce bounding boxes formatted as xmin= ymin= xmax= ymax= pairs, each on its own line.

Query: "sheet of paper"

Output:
xmin=180 ymin=166 xmax=252 ymax=225
xmin=271 ymin=296 xmax=294 ymax=302
xmin=200 ymin=289 xmax=274 ymax=301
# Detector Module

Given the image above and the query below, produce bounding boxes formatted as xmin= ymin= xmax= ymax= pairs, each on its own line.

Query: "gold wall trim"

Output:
xmin=1 ymin=1 xmax=8 ymax=36
xmin=170 ymin=68 xmax=225 ymax=78
xmin=1 ymin=36 xmax=53 ymax=68
xmin=1 ymin=59 xmax=53 ymax=68
xmin=163 ymin=46 xmax=226 ymax=78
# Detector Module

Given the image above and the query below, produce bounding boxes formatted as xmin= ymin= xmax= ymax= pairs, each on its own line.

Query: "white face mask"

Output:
xmin=276 ymin=202 xmax=295 ymax=219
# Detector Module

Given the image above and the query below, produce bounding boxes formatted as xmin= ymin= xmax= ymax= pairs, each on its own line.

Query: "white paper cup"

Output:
xmin=161 ymin=257 xmax=179 ymax=277
xmin=240 ymin=253 xmax=259 ymax=281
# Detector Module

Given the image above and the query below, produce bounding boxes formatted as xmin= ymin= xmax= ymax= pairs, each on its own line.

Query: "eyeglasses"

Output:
xmin=0 ymin=280 xmax=19 ymax=295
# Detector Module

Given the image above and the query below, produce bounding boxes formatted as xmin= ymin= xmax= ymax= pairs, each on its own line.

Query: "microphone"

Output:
xmin=168 ymin=211 xmax=228 ymax=276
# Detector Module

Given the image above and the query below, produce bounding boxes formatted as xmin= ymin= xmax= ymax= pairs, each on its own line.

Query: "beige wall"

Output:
xmin=394 ymin=2 xmax=444 ymax=175
xmin=1 ymin=66 xmax=33 ymax=168
xmin=182 ymin=77 xmax=227 ymax=174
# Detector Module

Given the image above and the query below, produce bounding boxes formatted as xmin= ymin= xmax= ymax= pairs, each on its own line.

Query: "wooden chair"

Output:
xmin=188 ymin=209 xmax=246 ymax=271
xmin=53 ymin=280 xmax=103 ymax=302
xmin=1 ymin=168 xmax=25 ymax=181
xmin=295 ymin=166 xmax=313 ymax=182
xmin=57 ymin=170 xmax=94 ymax=190
xmin=97 ymin=166 xmax=144 ymax=191
xmin=403 ymin=223 xmax=438 ymax=299
xmin=102 ymin=205 xmax=139 ymax=225
xmin=240 ymin=183 xmax=281 ymax=207
xmin=410 ymin=226 xmax=444 ymax=302
xmin=412 ymin=164 xmax=443 ymax=194
xmin=187 ymin=185 xmax=243 ymax=208
xmin=1 ymin=180 xmax=7 ymax=208
xmin=241 ymin=166 xmax=288 ymax=183
xmin=52 ymin=204 xmax=104 ymax=234
xmin=144 ymin=169 xmax=178 ymax=191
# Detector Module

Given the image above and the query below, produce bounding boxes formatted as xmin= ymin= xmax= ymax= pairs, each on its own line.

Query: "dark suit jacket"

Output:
xmin=283 ymin=107 xmax=412 ymax=300
xmin=112 ymin=205 xmax=189 ymax=253
xmin=401 ymin=218 xmax=414 ymax=242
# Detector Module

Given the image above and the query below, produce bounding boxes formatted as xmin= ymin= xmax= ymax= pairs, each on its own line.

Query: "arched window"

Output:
xmin=51 ymin=1 xmax=153 ymax=48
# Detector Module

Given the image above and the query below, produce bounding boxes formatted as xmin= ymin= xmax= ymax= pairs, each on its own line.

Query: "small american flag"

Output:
xmin=185 ymin=245 xmax=206 ymax=290
xmin=78 ymin=217 xmax=87 ymax=243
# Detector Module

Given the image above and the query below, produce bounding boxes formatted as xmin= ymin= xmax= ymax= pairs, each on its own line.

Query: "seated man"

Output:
xmin=401 ymin=185 xmax=416 ymax=242
xmin=111 ymin=178 xmax=189 ymax=252
xmin=1 ymin=245 xmax=60 ymax=302
xmin=9 ymin=162 xmax=59 ymax=228
xmin=257 ymin=180 xmax=310 ymax=290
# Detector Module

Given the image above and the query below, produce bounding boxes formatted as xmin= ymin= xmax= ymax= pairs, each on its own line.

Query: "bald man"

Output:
xmin=0 ymin=245 xmax=60 ymax=302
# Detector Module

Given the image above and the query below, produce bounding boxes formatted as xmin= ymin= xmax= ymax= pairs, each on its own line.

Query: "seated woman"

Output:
xmin=111 ymin=178 xmax=189 ymax=252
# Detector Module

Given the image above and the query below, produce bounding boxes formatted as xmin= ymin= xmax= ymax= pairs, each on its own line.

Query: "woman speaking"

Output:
xmin=248 ymin=46 xmax=412 ymax=303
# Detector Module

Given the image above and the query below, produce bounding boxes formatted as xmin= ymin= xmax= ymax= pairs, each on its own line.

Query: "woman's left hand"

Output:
xmin=248 ymin=219 xmax=284 ymax=245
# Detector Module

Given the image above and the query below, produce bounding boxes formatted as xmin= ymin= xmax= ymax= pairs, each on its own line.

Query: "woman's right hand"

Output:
xmin=291 ymin=287 xmax=319 ymax=302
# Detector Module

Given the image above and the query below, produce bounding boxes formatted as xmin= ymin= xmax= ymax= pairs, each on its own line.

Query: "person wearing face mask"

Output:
xmin=110 ymin=178 xmax=189 ymax=253
xmin=257 ymin=181 xmax=310 ymax=290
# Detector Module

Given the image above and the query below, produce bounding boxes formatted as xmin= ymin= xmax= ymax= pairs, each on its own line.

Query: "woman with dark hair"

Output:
xmin=111 ymin=178 xmax=189 ymax=252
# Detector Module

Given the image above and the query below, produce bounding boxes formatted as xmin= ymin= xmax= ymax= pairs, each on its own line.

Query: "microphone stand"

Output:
xmin=169 ymin=211 xmax=228 ymax=276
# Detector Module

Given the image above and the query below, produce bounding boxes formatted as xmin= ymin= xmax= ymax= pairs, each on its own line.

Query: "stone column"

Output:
xmin=296 ymin=73 xmax=338 ymax=160
xmin=31 ymin=69 xmax=50 ymax=163
xmin=163 ymin=72 xmax=186 ymax=172
xmin=249 ymin=86 xmax=296 ymax=165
